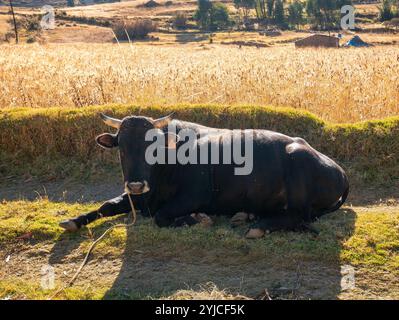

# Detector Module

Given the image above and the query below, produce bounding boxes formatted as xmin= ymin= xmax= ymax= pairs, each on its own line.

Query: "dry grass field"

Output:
xmin=0 ymin=12 xmax=10 ymax=34
xmin=0 ymin=44 xmax=398 ymax=123
xmin=61 ymin=0 xmax=203 ymax=19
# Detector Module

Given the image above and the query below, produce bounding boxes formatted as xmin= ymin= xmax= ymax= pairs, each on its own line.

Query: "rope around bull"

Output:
xmin=48 ymin=193 xmax=137 ymax=300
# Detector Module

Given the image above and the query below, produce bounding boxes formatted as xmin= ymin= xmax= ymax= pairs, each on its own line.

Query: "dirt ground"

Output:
xmin=1 ymin=178 xmax=399 ymax=300
xmin=5 ymin=240 xmax=397 ymax=300
xmin=40 ymin=24 xmax=115 ymax=43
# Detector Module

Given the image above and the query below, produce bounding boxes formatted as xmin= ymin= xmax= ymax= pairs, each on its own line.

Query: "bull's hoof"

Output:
xmin=231 ymin=212 xmax=249 ymax=226
xmin=59 ymin=219 xmax=79 ymax=232
xmin=191 ymin=213 xmax=213 ymax=227
xmin=245 ymin=228 xmax=266 ymax=239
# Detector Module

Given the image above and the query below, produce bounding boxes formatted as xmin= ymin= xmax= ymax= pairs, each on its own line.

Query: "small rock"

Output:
xmin=245 ymin=228 xmax=265 ymax=239
xmin=231 ymin=212 xmax=249 ymax=226
xmin=16 ymin=232 xmax=32 ymax=240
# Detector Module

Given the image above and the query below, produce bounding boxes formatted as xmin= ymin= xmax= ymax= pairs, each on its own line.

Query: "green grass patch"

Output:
xmin=342 ymin=208 xmax=399 ymax=269
xmin=0 ymin=199 xmax=98 ymax=243
xmin=1 ymin=199 xmax=398 ymax=269
xmin=1 ymin=199 xmax=399 ymax=299
xmin=0 ymin=278 xmax=108 ymax=300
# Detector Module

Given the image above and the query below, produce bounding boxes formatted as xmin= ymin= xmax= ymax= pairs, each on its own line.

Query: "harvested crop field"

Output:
xmin=0 ymin=44 xmax=399 ymax=123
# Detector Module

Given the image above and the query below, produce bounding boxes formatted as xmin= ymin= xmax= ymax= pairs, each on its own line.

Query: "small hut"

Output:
xmin=344 ymin=35 xmax=371 ymax=47
xmin=143 ymin=0 xmax=160 ymax=8
xmin=295 ymin=34 xmax=339 ymax=48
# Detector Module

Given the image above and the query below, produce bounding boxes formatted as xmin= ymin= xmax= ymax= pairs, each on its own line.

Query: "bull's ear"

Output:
xmin=96 ymin=133 xmax=118 ymax=149
xmin=165 ymin=133 xmax=179 ymax=149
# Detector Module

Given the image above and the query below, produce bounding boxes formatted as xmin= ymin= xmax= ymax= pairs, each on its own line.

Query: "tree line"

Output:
xmin=65 ymin=0 xmax=399 ymax=31
xmin=194 ymin=0 xmax=399 ymax=31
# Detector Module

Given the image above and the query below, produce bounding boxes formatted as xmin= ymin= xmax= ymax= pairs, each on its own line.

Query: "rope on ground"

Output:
xmin=48 ymin=193 xmax=137 ymax=300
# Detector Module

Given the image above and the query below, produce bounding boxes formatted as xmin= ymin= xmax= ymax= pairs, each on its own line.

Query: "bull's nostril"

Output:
xmin=124 ymin=181 xmax=131 ymax=191
xmin=125 ymin=181 xmax=150 ymax=194
xmin=130 ymin=182 xmax=143 ymax=188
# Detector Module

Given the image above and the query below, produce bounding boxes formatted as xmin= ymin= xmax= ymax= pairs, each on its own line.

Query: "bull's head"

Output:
xmin=96 ymin=113 xmax=177 ymax=195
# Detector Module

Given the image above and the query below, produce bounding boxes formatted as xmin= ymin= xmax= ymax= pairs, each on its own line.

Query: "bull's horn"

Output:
xmin=152 ymin=112 xmax=174 ymax=129
xmin=100 ymin=113 xmax=122 ymax=129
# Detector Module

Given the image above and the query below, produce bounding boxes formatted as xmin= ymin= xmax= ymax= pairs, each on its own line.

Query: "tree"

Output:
xmin=194 ymin=0 xmax=212 ymax=30
xmin=8 ymin=0 xmax=18 ymax=44
xmin=273 ymin=0 xmax=286 ymax=27
xmin=378 ymin=0 xmax=394 ymax=22
xmin=254 ymin=0 xmax=267 ymax=20
xmin=306 ymin=0 xmax=327 ymax=29
xmin=194 ymin=1 xmax=231 ymax=30
xmin=234 ymin=0 xmax=255 ymax=23
xmin=266 ymin=0 xmax=275 ymax=18
xmin=305 ymin=0 xmax=352 ymax=30
xmin=209 ymin=3 xmax=231 ymax=30
xmin=288 ymin=0 xmax=305 ymax=29
xmin=254 ymin=0 xmax=279 ymax=26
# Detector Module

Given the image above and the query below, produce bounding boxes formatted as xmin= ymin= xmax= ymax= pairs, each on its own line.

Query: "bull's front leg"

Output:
xmin=154 ymin=195 xmax=202 ymax=228
xmin=59 ymin=193 xmax=147 ymax=232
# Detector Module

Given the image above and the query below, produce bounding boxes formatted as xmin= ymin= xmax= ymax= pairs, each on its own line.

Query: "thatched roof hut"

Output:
xmin=295 ymin=34 xmax=339 ymax=48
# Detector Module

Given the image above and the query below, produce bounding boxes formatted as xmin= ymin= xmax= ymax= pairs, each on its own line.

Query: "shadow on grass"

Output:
xmin=47 ymin=214 xmax=128 ymax=265
xmin=2 ymin=178 xmax=396 ymax=207
xmin=0 ymin=180 xmax=123 ymax=203
xmin=96 ymin=208 xmax=357 ymax=300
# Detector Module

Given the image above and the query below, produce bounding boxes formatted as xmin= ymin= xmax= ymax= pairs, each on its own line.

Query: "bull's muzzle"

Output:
xmin=125 ymin=180 xmax=150 ymax=195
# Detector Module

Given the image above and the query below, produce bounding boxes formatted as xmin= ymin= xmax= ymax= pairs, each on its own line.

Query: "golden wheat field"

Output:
xmin=1 ymin=43 xmax=398 ymax=123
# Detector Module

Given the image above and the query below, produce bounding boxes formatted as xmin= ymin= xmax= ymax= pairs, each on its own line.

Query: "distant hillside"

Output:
xmin=0 ymin=0 xmax=122 ymax=8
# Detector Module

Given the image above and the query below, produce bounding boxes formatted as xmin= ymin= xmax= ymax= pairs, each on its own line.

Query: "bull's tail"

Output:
xmin=321 ymin=172 xmax=350 ymax=215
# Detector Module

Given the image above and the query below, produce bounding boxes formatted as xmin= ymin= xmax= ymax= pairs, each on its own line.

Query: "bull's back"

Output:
xmin=207 ymin=130 xmax=292 ymax=215
xmin=174 ymin=122 xmax=347 ymax=216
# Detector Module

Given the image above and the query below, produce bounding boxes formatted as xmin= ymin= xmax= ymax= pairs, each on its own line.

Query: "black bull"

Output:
xmin=60 ymin=114 xmax=349 ymax=238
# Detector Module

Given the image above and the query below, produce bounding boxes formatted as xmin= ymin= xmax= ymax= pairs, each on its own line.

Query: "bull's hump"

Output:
xmin=173 ymin=120 xmax=296 ymax=147
xmin=175 ymin=121 xmax=289 ymax=137
xmin=173 ymin=120 xmax=210 ymax=131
